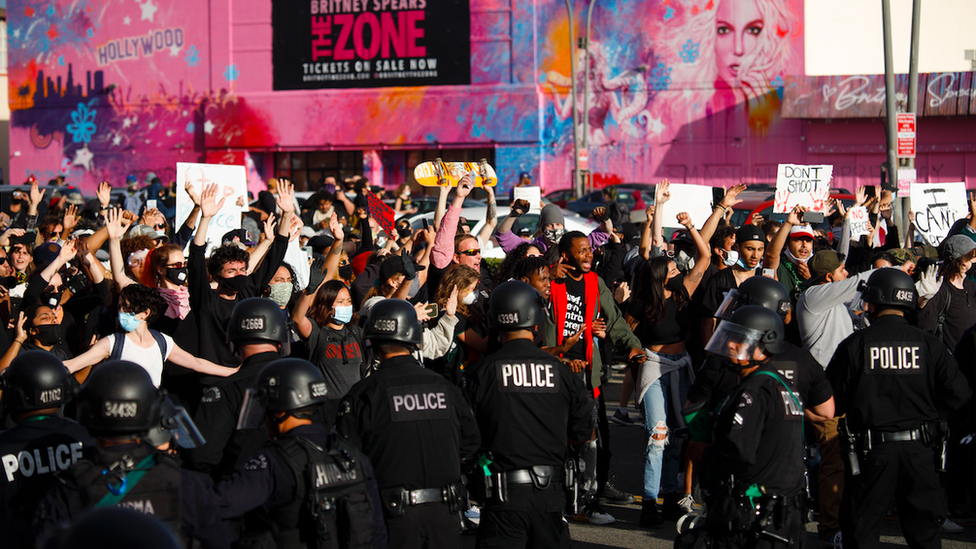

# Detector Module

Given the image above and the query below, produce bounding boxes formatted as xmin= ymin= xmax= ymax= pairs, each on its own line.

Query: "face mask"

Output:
xmin=675 ymin=250 xmax=695 ymax=272
xmin=119 ymin=312 xmax=142 ymax=332
xmin=722 ymin=249 xmax=739 ymax=268
xmin=544 ymin=228 xmax=565 ymax=244
xmin=462 ymin=292 xmax=477 ymax=306
xmin=397 ymin=226 xmax=412 ymax=239
xmin=376 ymin=236 xmax=388 ymax=248
xmin=165 ymin=266 xmax=188 ymax=286
xmin=332 ymin=305 xmax=353 ymax=324
xmin=33 ymin=324 xmax=60 ymax=346
xmin=40 ymin=290 xmax=63 ymax=308
xmin=831 ymin=227 xmax=843 ymax=242
xmin=338 ymin=264 xmax=353 ymax=280
xmin=268 ymin=283 xmax=292 ymax=307
xmin=220 ymin=274 xmax=249 ymax=294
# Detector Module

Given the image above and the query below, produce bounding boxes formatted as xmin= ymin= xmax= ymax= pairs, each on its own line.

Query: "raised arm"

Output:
xmin=765 ymin=206 xmax=806 ymax=272
xmin=291 ymin=288 xmax=319 ymax=340
xmin=652 ymin=180 xmax=671 ymax=250
xmin=106 ymin=208 xmax=136 ymax=289
xmin=192 ymin=183 xmax=228 ymax=248
xmin=431 ymin=174 xmax=474 ymax=269
xmin=476 ymin=184 xmax=498 ymax=246
xmin=701 ymin=184 xmax=745 ymax=246
xmin=246 ymin=213 xmax=277 ymax=276
xmin=498 ymin=198 xmax=529 ymax=236
xmin=322 ymin=213 xmax=345 ymax=282
xmin=678 ymin=212 xmax=712 ymax=296
xmin=433 ymin=184 xmax=451 ymax=232
xmin=39 ymin=239 xmax=79 ymax=284
xmin=0 ymin=313 xmax=28 ymax=373
xmin=639 ymin=204 xmax=655 ymax=260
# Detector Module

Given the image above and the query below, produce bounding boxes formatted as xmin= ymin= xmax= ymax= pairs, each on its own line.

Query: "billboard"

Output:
xmin=272 ymin=0 xmax=471 ymax=90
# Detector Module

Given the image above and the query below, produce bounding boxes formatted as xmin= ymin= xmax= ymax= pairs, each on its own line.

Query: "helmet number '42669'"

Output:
xmin=241 ymin=317 xmax=265 ymax=331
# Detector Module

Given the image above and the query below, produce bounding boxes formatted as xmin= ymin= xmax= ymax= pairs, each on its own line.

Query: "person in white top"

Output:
xmin=64 ymin=284 xmax=238 ymax=387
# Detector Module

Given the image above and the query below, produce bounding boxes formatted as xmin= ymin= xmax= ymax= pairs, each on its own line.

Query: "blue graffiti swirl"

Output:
xmin=65 ymin=102 xmax=97 ymax=144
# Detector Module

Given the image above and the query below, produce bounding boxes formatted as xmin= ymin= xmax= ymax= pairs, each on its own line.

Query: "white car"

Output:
xmin=407 ymin=206 xmax=600 ymax=259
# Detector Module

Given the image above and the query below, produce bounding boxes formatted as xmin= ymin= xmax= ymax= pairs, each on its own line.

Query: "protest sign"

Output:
xmin=176 ymin=162 xmax=248 ymax=253
xmin=659 ymin=183 xmax=715 ymax=229
xmin=774 ymin=164 xmax=833 ymax=214
xmin=848 ymin=206 xmax=871 ymax=239
xmin=910 ymin=182 xmax=967 ymax=246
xmin=513 ymin=186 xmax=542 ymax=213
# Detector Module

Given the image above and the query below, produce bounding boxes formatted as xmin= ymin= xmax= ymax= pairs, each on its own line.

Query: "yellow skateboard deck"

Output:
xmin=413 ymin=158 xmax=497 ymax=187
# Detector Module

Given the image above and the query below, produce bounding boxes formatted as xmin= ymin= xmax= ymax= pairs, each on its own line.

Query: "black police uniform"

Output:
xmin=336 ymin=354 xmax=481 ymax=549
xmin=464 ymin=338 xmax=595 ymax=549
xmin=186 ymin=351 xmax=280 ymax=481
xmin=826 ymin=314 xmax=972 ymax=549
xmin=703 ymin=361 xmax=806 ymax=549
xmin=0 ymin=415 xmax=94 ymax=548
xmin=214 ymin=423 xmax=388 ymax=548
xmin=33 ymin=441 xmax=230 ymax=549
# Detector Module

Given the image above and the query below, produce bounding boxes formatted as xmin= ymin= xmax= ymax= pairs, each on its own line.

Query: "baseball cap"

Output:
xmin=129 ymin=224 xmax=167 ymax=240
xmin=735 ymin=224 xmax=767 ymax=246
xmin=809 ymin=250 xmax=843 ymax=279
xmin=519 ymin=172 xmax=531 ymax=180
xmin=32 ymin=242 xmax=61 ymax=267
xmin=377 ymin=255 xmax=425 ymax=285
xmin=943 ymin=235 xmax=976 ymax=261
xmin=221 ymin=228 xmax=254 ymax=246
xmin=789 ymin=224 xmax=815 ymax=240
xmin=300 ymin=226 xmax=316 ymax=239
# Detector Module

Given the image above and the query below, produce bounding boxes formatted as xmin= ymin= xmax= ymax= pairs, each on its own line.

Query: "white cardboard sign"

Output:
xmin=848 ymin=206 xmax=871 ymax=239
xmin=513 ymin=186 xmax=543 ymax=213
xmin=910 ymin=182 xmax=967 ymax=246
xmin=774 ymin=164 xmax=833 ymax=213
xmin=659 ymin=183 xmax=715 ymax=229
xmin=175 ymin=162 xmax=248 ymax=253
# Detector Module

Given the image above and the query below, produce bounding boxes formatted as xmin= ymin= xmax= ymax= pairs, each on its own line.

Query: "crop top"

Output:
xmin=627 ymin=282 xmax=692 ymax=346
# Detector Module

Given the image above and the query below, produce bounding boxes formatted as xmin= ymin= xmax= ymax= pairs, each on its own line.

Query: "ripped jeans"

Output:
xmin=641 ymin=355 xmax=691 ymax=502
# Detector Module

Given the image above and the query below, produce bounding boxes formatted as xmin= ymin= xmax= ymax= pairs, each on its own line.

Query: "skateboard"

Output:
xmin=413 ymin=158 xmax=497 ymax=187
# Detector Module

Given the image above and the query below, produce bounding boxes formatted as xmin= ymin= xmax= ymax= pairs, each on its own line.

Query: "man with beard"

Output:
xmin=549 ymin=231 xmax=644 ymax=525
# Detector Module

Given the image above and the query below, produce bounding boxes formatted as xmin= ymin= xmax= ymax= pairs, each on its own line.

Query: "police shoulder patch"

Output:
xmin=243 ymin=454 xmax=269 ymax=471
xmin=201 ymin=386 xmax=222 ymax=403
xmin=337 ymin=399 xmax=352 ymax=417
xmin=736 ymin=391 xmax=753 ymax=408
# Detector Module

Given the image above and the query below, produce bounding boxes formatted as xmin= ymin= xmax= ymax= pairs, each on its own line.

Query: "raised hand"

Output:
xmin=592 ymin=206 xmax=608 ymax=222
xmin=656 ymin=179 xmax=671 ymax=205
xmin=185 ymin=181 xmax=202 ymax=207
xmin=414 ymin=302 xmax=432 ymax=323
xmin=13 ymin=312 xmax=27 ymax=344
xmin=786 ymin=205 xmax=806 ymax=226
xmin=445 ymin=285 xmax=459 ymax=317
xmin=263 ymin=212 xmax=277 ymax=241
xmin=29 ymin=181 xmax=46 ymax=208
xmin=855 ymin=186 xmax=868 ymax=207
xmin=275 ymin=179 xmax=296 ymax=214
xmin=455 ymin=173 xmax=474 ymax=199
xmin=750 ymin=213 xmax=765 ymax=227
xmin=0 ymin=228 xmax=25 ymax=247
xmin=720 ymin=184 xmax=747 ymax=209
xmin=200 ymin=183 xmax=227 ymax=218
xmin=511 ymin=199 xmax=530 ymax=217
xmin=879 ymin=201 xmax=893 ymax=220
xmin=676 ymin=211 xmax=693 ymax=229
xmin=97 ymin=181 xmax=112 ymax=208
xmin=288 ymin=215 xmax=303 ymax=242
xmin=58 ymin=239 xmax=78 ymax=262
xmin=329 ymin=212 xmax=343 ymax=240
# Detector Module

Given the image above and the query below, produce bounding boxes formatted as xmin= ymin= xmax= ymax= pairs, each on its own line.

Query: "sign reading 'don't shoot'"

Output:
xmin=774 ymin=164 xmax=833 ymax=214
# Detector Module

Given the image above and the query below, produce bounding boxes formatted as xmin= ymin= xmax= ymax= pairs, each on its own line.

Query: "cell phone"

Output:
xmin=425 ymin=303 xmax=439 ymax=317
xmin=762 ymin=268 xmax=776 ymax=278
xmin=422 ymin=218 xmax=430 ymax=231
xmin=864 ymin=186 xmax=876 ymax=199
xmin=146 ymin=199 xmax=157 ymax=210
xmin=10 ymin=231 xmax=36 ymax=246
xmin=712 ymin=187 xmax=725 ymax=207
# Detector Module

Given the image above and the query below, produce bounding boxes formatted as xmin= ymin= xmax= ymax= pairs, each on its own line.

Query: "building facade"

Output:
xmin=6 ymin=0 xmax=976 ymax=195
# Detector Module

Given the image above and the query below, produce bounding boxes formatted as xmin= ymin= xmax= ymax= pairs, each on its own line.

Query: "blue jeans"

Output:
xmin=642 ymin=358 xmax=691 ymax=501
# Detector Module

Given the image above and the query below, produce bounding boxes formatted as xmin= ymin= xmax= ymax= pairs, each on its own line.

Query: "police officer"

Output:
xmin=186 ymin=297 xmax=290 ymax=481
xmin=464 ymin=281 xmax=594 ymax=548
xmin=214 ymin=358 xmax=388 ymax=548
xmin=826 ymin=269 xmax=971 ymax=549
xmin=33 ymin=360 xmax=229 ymax=548
xmin=0 ymin=351 xmax=94 ymax=548
xmin=336 ymin=299 xmax=480 ymax=549
xmin=700 ymin=306 xmax=806 ymax=549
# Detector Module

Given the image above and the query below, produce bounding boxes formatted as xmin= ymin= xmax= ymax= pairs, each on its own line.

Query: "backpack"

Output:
xmin=109 ymin=330 xmax=169 ymax=364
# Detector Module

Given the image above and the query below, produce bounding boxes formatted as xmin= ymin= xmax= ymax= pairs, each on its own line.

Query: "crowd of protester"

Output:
xmin=0 ymin=170 xmax=972 ymax=547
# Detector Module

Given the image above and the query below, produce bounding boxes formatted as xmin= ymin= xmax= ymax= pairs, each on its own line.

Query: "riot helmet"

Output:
xmin=145 ymin=395 xmax=206 ymax=449
xmin=76 ymin=360 xmax=160 ymax=437
xmin=858 ymin=268 xmax=917 ymax=313
xmin=0 ymin=351 xmax=73 ymax=412
xmin=363 ymin=299 xmax=423 ymax=350
xmin=715 ymin=276 xmax=791 ymax=320
xmin=227 ymin=297 xmax=291 ymax=355
xmin=706 ymin=305 xmax=785 ymax=365
xmin=489 ymin=280 xmax=546 ymax=331
xmin=238 ymin=358 xmax=329 ymax=430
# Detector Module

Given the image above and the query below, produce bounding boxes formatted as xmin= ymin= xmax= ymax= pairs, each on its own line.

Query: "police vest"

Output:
xmin=259 ymin=435 xmax=375 ymax=549
xmin=70 ymin=450 xmax=183 ymax=536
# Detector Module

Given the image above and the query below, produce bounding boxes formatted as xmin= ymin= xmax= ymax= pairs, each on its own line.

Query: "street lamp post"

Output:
xmin=564 ymin=0 xmax=583 ymax=199
xmin=580 ymin=0 xmax=598 ymax=195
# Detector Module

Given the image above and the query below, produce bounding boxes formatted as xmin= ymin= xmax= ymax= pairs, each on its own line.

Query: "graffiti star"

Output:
xmin=647 ymin=115 xmax=666 ymax=137
xmin=169 ymin=44 xmax=181 ymax=56
xmin=72 ymin=146 xmax=94 ymax=172
xmin=123 ymin=16 xmax=131 ymax=25
xmin=111 ymin=134 xmax=122 ymax=146
xmin=139 ymin=0 xmax=158 ymax=23
xmin=203 ymin=120 xmax=216 ymax=134
xmin=122 ymin=117 xmax=132 ymax=129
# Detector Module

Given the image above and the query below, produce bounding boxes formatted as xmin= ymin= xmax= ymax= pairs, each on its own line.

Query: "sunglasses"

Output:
xmin=167 ymin=262 xmax=186 ymax=269
xmin=458 ymin=249 xmax=481 ymax=257
xmin=0 ymin=256 xmax=7 ymax=266
xmin=48 ymin=231 xmax=60 ymax=238
xmin=153 ymin=223 xmax=166 ymax=231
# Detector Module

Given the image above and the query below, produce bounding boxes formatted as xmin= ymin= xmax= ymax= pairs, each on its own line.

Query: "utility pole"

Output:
xmin=881 ymin=0 xmax=899 ymax=225
xmin=580 ymin=0 xmax=598 ymax=195
xmin=900 ymin=0 xmax=921 ymax=239
xmin=564 ymin=0 xmax=583 ymax=199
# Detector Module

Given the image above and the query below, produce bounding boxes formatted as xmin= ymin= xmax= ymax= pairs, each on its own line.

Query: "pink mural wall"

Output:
xmin=7 ymin=0 xmax=975 ymax=195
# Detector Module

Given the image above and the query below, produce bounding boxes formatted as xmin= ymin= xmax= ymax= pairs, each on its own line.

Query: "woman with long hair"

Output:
xmin=293 ymin=279 xmax=364 ymax=426
xmin=425 ymin=264 xmax=481 ymax=385
xmin=624 ymin=210 xmax=710 ymax=527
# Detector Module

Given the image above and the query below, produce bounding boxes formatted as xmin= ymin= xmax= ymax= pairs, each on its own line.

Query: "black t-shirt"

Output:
xmin=560 ymin=275 xmax=588 ymax=360
xmin=305 ymin=320 xmax=365 ymax=400
xmin=627 ymin=280 xmax=691 ymax=346
xmin=701 ymin=267 xmax=743 ymax=318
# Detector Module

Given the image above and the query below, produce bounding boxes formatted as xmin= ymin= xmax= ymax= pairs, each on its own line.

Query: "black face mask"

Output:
xmin=220 ymin=275 xmax=249 ymax=294
xmin=338 ymin=265 xmax=353 ymax=280
xmin=165 ymin=266 xmax=188 ymax=285
xmin=397 ymin=226 xmax=412 ymax=239
xmin=33 ymin=325 xmax=60 ymax=346
xmin=40 ymin=291 xmax=63 ymax=308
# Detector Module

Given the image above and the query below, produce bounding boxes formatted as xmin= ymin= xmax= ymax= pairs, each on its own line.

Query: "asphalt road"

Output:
xmin=460 ymin=367 xmax=976 ymax=548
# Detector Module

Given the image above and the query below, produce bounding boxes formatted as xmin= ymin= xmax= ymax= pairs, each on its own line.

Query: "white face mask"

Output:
xmin=675 ymin=250 xmax=695 ymax=272
xmin=461 ymin=292 xmax=477 ymax=306
xmin=722 ymin=249 xmax=739 ymax=268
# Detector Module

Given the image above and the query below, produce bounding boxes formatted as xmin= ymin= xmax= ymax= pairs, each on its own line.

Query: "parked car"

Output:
xmin=543 ymin=188 xmax=575 ymax=209
xmin=564 ymin=183 xmax=655 ymax=216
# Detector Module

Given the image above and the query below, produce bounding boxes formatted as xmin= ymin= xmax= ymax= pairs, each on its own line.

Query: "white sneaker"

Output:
xmin=677 ymin=493 xmax=696 ymax=513
xmin=828 ymin=531 xmax=843 ymax=549
xmin=942 ymin=518 xmax=964 ymax=534
xmin=465 ymin=505 xmax=481 ymax=525
xmin=573 ymin=502 xmax=616 ymax=525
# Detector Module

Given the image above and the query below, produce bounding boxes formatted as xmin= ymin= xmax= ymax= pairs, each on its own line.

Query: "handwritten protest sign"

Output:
xmin=659 ymin=183 xmax=715 ymax=228
xmin=774 ymin=164 xmax=833 ymax=214
xmin=513 ymin=186 xmax=542 ymax=213
xmin=848 ymin=206 xmax=871 ymax=239
xmin=175 ymin=162 xmax=247 ymax=253
xmin=910 ymin=182 xmax=967 ymax=246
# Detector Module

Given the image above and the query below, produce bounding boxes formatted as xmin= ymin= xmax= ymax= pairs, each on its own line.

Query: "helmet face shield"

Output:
xmin=714 ymin=289 xmax=745 ymax=320
xmin=705 ymin=321 xmax=765 ymax=361
xmin=236 ymin=388 xmax=267 ymax=430
xmin=166 ymin=405 xmax=206 ymax=449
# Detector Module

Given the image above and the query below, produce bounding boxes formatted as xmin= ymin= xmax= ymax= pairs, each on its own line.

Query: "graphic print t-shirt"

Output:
xmin=561 ymin=276 xmax=587 ymax=360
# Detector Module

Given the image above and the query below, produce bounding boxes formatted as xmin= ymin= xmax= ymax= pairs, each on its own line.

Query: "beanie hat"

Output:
xmin=539 ymin=204 xmax=565 ymax=228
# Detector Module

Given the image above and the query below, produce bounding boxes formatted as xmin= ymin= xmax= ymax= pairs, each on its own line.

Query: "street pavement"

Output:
xmin=461 ymin=366 xmax=976 ymax=548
